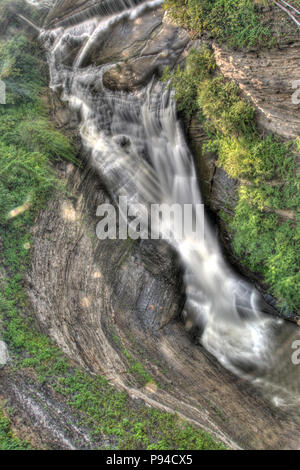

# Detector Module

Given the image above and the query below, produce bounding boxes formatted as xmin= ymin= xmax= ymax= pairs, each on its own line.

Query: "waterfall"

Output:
xmin=38 ymin=0 xmax=300 ymax=407
xmin=44 ymin=0 xmax=163 ymax=27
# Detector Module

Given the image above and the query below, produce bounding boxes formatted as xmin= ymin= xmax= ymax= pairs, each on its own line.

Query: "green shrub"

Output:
xmin=162 ymin=47 xmax=215 ymax=118
xmin=0 ymin=0 xmax=45 ymax=36
xmin=231 ymin=195 xmax=299 ymax=311
xmin=163 ymin=0 xmax=273 ymax=49
xmin=0 ymin=35 xmax=46 ymax=104
xmin=0 ymin=31 xmax=77 ymax=225
xmin=0 ymin=407 xmax=31 ymax=450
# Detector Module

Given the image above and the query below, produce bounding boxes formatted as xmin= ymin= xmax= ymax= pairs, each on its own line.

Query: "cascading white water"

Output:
xmin=38 ymin=0 xmax=300 ymax=407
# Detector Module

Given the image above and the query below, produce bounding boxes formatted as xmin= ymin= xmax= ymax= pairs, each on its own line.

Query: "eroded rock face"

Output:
xmin=213 ymin=42 xmax=300 ymax=139
xmin=27 ymin=161 xmax=300 ymax=450
xmin=101 ymin=10 xmax=190 ymax=91
xmin=28 ymin=163 xmax=184 ymax=378
xmin=48 ymin=7 xmax=190 ymax=92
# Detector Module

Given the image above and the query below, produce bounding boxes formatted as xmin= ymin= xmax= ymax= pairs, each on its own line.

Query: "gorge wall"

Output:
xmin=26 ymin=111 xmax=300 ymax=450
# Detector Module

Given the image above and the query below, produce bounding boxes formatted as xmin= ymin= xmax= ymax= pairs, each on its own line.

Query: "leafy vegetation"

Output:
xmin=0 ymin=7 xmax=224 ymax=451
xmin=0 ymin=406 xmax=31 ymax=450
xmin=163 ymin=48 xmax=299 ymax=313
xmin=0 ymin=0 xmax=46 ymax=36
xmin=53 ymin=370 xmax=225 ymax=450
xmin=0 ymin=33 xmax=77 ymax=226
xmin=122 ymin=348 xmax=156 ymax=387
xmin=163 ymin=0 xmax=274 ymax=48
xmin=1 ymin=277 xmax=225 ymax=450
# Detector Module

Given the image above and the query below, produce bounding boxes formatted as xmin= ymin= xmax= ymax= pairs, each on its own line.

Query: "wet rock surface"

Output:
xmin=50 ymin=7 xmax=190 ymax=92
xmin=28 ymin=162 xmax=184 ymax=377
xmin=101 ymin=10 xmax=189 ymax=91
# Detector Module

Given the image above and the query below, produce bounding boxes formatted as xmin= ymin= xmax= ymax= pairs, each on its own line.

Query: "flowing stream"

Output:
xmin=31 ymin=0 xmax=300 ymax=409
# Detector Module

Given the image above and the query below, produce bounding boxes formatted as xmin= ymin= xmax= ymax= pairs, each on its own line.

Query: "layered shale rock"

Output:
xmin=213 ymin=42 xmax=300 ymax=139
xmin=27 ymin=158 xmax=300 ymax=450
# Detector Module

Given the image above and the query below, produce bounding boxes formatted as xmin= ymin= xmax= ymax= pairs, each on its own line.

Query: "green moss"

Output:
xmin=163 ymin=0 xmax=274 ymax=49
xmin=0 ymin=406 xmax=31 ymax=450
xmin=231 ymin=196 xmax=300 ymax=311
xmin=52 ymin=371 xmax=225 ymax=450
xmin=161 ymin=48 xmax=216 ymax=118
xmin=0 ymin=35 xmax=77 ymax=229
xmin=164 ymin=47 xmax=299 ymax=313
xmin=126 ymin=352 xmax=155 ymax=386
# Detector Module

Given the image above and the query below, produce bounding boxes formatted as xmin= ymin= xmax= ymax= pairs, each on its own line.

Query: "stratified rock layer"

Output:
xmin=213 ymin=42 xmax=300 ymax=139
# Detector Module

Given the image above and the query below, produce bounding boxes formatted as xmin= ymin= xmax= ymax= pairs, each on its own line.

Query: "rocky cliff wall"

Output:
xmin=213 ymin=42 xmax=300 ymax=140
